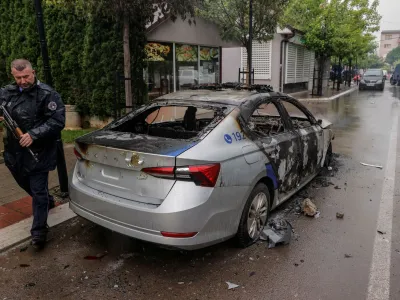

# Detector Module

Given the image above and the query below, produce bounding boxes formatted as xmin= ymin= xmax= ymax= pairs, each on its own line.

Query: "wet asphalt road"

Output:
xmin=2 ymin=86 xmax=400 ymax=300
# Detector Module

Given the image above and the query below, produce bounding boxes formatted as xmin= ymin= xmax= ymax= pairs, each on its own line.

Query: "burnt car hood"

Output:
xmin=75 ymin=130 xmax=198 ymax=157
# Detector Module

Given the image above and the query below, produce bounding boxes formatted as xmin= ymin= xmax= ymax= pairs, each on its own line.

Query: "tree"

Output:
xmin=282 ymin=0 xmax=381 ymax=94
xmin=358 ymin=54 xmax=384 ymax=69
xmin=385 ymin=47 xmax=400 ymax=66
xmin=198 ymin=0 xmax=290 ymax=82
xmin=46 ymin=0 xmax=200 ymax=110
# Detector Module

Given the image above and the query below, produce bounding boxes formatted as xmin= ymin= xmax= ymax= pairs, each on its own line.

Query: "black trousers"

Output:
xmin=8 ymin=168 xmax=54 ymax=238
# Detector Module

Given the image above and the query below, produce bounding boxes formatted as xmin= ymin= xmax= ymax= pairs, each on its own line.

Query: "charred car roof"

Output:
xmin=154 ymin=89 xmax=289 ymax=106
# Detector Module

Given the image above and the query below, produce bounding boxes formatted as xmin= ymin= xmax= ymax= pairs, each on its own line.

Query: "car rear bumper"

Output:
xmin=359 ymin=83 xmax=384 ymax=90
xmin=69 ymin=168 xmax=249 ymax=250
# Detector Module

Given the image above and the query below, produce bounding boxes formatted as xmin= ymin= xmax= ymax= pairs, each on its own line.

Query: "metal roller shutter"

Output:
xmin=241 ymin=41 xmax=272 ymax=80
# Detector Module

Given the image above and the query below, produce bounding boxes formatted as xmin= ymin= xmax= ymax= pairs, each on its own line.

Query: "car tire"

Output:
xmin=324 ymin=143 xmax=333 ymax=168
xmin=236 ymin=183 xmax=270 ymax=248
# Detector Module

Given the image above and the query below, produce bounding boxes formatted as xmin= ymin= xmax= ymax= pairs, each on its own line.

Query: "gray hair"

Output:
xmin=11 ymin=59 xmax=33 ymax=72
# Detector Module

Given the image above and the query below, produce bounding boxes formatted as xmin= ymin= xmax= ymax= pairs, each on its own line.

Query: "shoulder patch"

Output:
xmin=48 ymin=101 xmax=57 ymax=111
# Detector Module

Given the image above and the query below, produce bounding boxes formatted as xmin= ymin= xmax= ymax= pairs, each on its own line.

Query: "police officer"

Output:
xmin=0 ymin=59 xmax=65 ymax=250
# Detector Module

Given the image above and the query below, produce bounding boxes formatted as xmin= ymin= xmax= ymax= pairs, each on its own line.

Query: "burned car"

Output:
xmin=69 ymin=87 xmax=334 ymax=250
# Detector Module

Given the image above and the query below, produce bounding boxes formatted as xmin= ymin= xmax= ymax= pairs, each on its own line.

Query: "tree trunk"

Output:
xmin=246 ymin=45 xmax=251 ymax=85
xmin=123 ymin=13 xmax=132 ymax=113
xmin=317 ymin=55 xmax=324 ymax=96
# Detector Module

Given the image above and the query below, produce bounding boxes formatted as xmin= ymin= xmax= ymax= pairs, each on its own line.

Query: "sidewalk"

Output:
xmin=291 ymin=83 xmax=358 ymax=102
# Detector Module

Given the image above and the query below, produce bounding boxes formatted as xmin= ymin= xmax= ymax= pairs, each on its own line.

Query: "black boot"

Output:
xmin=31 ymin=236 xmax=46 ymax=251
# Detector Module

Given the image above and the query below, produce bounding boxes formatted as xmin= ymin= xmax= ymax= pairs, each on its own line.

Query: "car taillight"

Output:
xmin=176 ymin=164 xmax=221 ymax=187
xmin=142 ymin=163 xmax=221 ymax=187
xmin=141 ymin=166 xmax=175 ymax=179
xmin=74 ymin=147 xmax=83 ymax=160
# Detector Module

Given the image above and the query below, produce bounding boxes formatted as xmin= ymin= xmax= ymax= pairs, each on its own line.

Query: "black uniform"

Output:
xmin=0 ymin=80 xmax=65 ymax=240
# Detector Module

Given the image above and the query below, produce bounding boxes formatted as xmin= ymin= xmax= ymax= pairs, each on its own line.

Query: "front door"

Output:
xmin=280 ymin=99 xmax=323 ymax=182
xmin=245 ymin=100 xmax=302 ymax=194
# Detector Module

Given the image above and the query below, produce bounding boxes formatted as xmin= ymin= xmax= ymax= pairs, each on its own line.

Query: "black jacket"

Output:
xmin=0 ymin=81 xmax=65 ymax=174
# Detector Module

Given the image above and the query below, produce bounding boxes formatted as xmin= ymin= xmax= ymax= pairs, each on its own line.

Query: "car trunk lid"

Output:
xmin=74 ymin=132 xmax=198 ymax=205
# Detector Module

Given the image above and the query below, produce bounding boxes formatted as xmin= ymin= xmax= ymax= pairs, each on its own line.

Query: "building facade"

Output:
xmin=222 ymin=28 xmax=316 ymax=94
xmin=379 ymin=30 xmax=400 ymax=59
xmin=144 ymin=16 xmax=239 ymax=100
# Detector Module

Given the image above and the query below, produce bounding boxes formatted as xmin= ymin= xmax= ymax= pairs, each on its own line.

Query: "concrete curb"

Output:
xmin=299 ymin=86 xmax=358 ymax=102
xmin=0 ymin=203 xmax=76 ymax=253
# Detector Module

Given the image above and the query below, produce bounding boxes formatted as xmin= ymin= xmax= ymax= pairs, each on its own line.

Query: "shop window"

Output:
xmin=176 ymin=44 xmax=199 ymax=90
xmin=144 ymin=42 xmax=174 ymax=101
xmin=200 ymin=47 xmax=220 ymax=85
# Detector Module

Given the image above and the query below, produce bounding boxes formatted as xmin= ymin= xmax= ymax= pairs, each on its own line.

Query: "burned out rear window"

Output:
xmin=110 ymin=105 xmax=222 ymax=140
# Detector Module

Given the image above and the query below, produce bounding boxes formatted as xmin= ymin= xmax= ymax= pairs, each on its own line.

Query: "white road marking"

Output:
xmin=367 ymin=114 xmax=398 ymax=300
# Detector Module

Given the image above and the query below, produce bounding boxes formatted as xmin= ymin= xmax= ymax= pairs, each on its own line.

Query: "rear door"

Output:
xmin=280 ymin=99 xmax=323 ymax=181
xmin=244 ymin=100 xmax=302 ymax=193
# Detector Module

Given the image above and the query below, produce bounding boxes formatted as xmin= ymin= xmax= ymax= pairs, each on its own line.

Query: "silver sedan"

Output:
xmin=69 ymin=88 xmax=334 ymax=250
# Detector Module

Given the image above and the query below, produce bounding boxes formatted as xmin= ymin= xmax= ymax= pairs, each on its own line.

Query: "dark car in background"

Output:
xmin=390 ymin=64 xmax=400 ymax=86
xmin=359 ymin=69 xmax=385 ymax=91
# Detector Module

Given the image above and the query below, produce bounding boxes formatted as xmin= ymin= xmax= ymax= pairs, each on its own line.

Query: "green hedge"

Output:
xmin=0 ymin=0 xmax=146 ymax=117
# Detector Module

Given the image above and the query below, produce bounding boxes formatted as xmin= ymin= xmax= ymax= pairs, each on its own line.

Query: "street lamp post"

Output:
xmin=34 ymin=0 xmax=69 ymax=197
xmin=33 ymin=0 xmax=52 ymax=86
xmin=248 ymin=0 xmax=253 ymax=85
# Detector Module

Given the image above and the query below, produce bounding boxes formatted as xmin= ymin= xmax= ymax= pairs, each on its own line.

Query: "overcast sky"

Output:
xmin=376 ymin=0 xmax=400 ymax=43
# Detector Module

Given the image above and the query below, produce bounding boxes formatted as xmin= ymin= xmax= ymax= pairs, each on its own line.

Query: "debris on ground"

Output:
xmin=377 ymin=230 xmax=386 ymax=235
xmin=25 ymin=282 xmax=35 ymax=288
xmin=249 ymin=272 xmax=256 ymax=277
xmin=19 ymin=246 xmax=28 ymax=252
xmin=64 ymin=265 xmax=70 ymax=269
xmin=328 ymin=166 xmax=333 ymax=171
xmin=336 ymin=213 xmax=344 ymax=219
xmin=84 ymin=252 xmax=108 ymax=260
xmin=294 ymin=263 xmax=299 ymax=267
xmin=19 ymin=264 xmax=30 ymax=268
xmin=178 ymin=282 xmax=185 ymax=285
xmin=396 ymin=249 xmax=400 ymax=254
xmin=314 ymin=211 xmax=321 ymax=219
xmin=119 ymin=253 xmax=134 ymax=260
xmin=334 ymin=186 xmax=341 ymax=190
xmin=302 ymin=198 xmax=318 ymax=217
xmin=260 ymin=220 xmax=293 ymax=248
xmin=344 ymin=254 xmax=353 ymax=258
xmin=360 ymin=162 xmax=383 ymax=169
xmin=226 ymin=282 xmax=240 ymax=290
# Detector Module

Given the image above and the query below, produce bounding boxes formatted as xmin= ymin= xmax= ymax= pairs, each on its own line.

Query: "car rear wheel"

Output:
xmin=237 ymin=183 xmax=270 ymax=248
